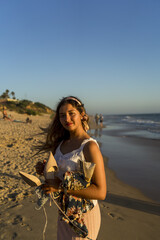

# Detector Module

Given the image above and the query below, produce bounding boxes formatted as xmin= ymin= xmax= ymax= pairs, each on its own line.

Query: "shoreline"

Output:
xmin=103 ymin=124 xmax=160 ymax=141
xmin=1 ymin=112 xmax=160 ymax=239
xmin=91 ymin=124 xmax=160 ymax=203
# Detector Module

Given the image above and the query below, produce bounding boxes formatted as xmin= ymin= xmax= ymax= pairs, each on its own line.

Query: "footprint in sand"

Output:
xmin=25 ymin=137 xmax=33 ymax=141
xmin=7 ymin=144 xmax=14 ymax=148
xmin=8 ymin=193 xmax=19 ymax=201
xmin=26 ymin=225 xmax=32 ymax=231
xmin=4 ymin=161 xmax=11 ymax=166
xmin=100 ymin=203 xmax=110 ymax=209
xmin=12 ymin=232 xmax=17 ymax=240
xmin=12 ymin=215 xmax=23 ymax=225
xmin=107 ymin=212 xmax=124 ymax=221
xmin=19 ymin=222 xmax=26 ymax=227
xmin=12 ymin=214 xmax=32 ymax=231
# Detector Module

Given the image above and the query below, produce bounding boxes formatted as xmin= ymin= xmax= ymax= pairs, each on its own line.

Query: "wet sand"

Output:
xmin=99 ymin=126 xmax=160 ymax=202
xmin=0 ymin=111 xmax=160 ymax=240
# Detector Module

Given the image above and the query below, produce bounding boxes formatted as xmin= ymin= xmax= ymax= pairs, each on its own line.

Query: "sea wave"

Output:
xmin=122 ymin=116 xmax=160 ymax=125
xmin=104 ymin=113 xmax=160 ymax=139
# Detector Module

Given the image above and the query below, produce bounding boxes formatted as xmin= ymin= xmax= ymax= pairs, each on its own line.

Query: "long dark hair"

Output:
xmin=35 ymin=96 xmax=89 ymax=154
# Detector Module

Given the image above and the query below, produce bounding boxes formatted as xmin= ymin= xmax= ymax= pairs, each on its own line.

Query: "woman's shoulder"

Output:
xmin=82 ymin=138 xmax=99 ymax=156
xmin=83 ymin=139 xmax=102 ymax=164
xmin=82 ymin=137 xmax=99 ymax=147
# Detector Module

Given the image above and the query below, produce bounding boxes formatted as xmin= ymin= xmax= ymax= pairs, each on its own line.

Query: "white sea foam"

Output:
xmin=104 ymin=113 xmax=160 ymax=139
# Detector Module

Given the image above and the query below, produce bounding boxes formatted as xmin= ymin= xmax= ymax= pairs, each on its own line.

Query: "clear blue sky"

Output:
xmin=0 ymin=0 xmax=160 ymax=114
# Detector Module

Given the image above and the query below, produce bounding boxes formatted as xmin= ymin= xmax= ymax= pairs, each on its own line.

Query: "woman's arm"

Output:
xmin=43 ymin=141 xmax=107 ymax=200
xmin=67 ymin=141 xmax=107 ymax=200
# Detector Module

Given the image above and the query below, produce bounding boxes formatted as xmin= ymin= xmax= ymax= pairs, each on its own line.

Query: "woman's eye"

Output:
xmin=70 ymin=112 xmax=75 ymax=116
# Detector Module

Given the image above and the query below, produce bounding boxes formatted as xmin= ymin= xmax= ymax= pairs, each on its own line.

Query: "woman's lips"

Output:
xmin=65 ymin=123 xmax=73 ymax=126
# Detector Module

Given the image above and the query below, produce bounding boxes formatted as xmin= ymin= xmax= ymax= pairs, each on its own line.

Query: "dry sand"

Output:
xmin=0 ymin=111 xmax=160 ymax=240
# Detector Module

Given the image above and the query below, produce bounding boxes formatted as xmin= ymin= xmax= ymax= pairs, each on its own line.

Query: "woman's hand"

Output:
xmin=42 ymin=178 xmax=62 ymax=194
xmin=41 ymin=184 xmax=58 ymax=194
xmin=35 ymin=160 xmax=46 ymax=175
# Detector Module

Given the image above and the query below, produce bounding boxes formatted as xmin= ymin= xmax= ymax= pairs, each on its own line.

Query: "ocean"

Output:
xmin=103 ymin=113 xmax=160 ymax=140
xmin=91 ymin=113 xmax=160 ymax=202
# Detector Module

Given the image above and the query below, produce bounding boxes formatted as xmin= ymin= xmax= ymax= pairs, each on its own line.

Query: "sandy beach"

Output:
xmin=0 ymin=111 xmax=160 ymax=240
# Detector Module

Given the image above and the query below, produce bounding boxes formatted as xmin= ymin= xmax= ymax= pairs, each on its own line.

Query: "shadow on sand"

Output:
xmin=1 ymin=172 xmax=160 ymax=216
xmin=105 ymin=193 xmax=160 ymax=216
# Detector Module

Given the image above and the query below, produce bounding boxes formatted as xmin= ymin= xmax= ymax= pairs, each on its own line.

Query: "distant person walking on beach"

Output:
xmin=99 ymin=114 xmax=103 ymax=128
xmin=95 ymin=113 xmax=99 ymax=126
xmin=35 ymin=96 xmax=106 ymax=240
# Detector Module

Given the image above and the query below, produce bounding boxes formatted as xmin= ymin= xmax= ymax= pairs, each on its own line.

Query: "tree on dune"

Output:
xmin=0 ymin=89 xmax=16 ymax=99
xmin=11 ymin=91 xmax=16 ymax=99
xmin=0 ymin=89 xmax=10 ymax=99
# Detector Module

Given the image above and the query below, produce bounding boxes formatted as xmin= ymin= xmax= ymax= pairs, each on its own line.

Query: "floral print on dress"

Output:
xmin=58 ymin=171 xmax=94 ymax=238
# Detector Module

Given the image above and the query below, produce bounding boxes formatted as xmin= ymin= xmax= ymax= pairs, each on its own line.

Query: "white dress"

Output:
xmin=54 ymin=137 xmax=101 ymax=240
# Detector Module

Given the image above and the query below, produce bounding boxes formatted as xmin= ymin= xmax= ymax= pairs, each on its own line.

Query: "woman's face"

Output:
xmin=59 ymin=103 xmax=82 ymax=132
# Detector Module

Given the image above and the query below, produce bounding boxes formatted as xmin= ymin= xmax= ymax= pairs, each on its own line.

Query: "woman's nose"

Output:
xmin=65 ymin=114 xmax=70 ymax=122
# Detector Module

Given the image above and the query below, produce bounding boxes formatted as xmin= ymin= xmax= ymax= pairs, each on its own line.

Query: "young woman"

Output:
xmin=36 ymin=96 xmax=107 ymax=240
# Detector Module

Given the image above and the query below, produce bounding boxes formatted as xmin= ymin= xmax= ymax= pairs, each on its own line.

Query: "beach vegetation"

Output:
xmin=26 ymin=109 xmax=37 ymax=115
xmin=10 ymin=91 xmax=16 ymax=99
xmin=34 ymin=102 xmax=46 ymax=110
xmin=0 ymin=90 xmax=54 ymax=116
xmin=0 ymin=89 xmax=16 ymax=99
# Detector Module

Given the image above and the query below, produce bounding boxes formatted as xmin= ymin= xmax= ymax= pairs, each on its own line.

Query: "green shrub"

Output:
xmin=26 ymin=109 xmax=37 ymax=115
xmin=18 ymin=109 xmax=26 ymax=114
xmin=34 ymin=102 xmax=46 ymax=110
xmin=5 ymin=102 xmax=17 ymax=111
xmin=17 ymin=100 xmax=32 ymax=109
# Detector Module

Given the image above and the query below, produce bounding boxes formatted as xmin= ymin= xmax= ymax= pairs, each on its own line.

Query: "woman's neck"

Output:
xmin=69 ymin=128 xmax=88 ymax=141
